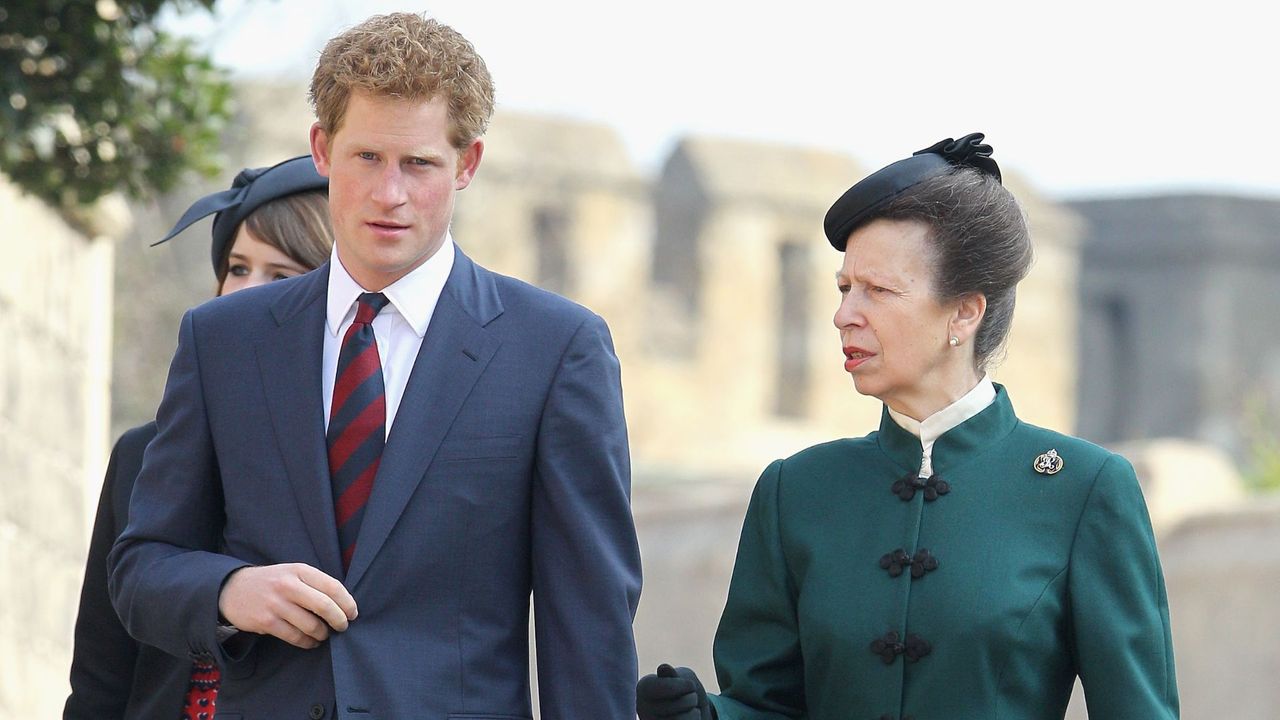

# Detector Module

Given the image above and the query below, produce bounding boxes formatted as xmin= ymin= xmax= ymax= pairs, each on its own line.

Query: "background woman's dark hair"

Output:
xmin=215 ymin=190 xmax=333 ymax=286
xmin=876 ymin=168 xmax=1033 ymax=370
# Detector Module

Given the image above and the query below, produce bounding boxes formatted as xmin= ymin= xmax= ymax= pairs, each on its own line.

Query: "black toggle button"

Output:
xmin=871 ymin=630 xmax=931 ymax=664
xmin=903 ymin=633 xmax=932 ymax=662
xmin=879 ymin=548 xmax=912 ymax=577
xmin=870 ymin=630 xmax=904 ymax=664
xmin=909 ymin=548 xmax=939 ymax=578
xmin=891 ymin=472 xmax=950 ymax=501
xmin=879 ymin=548 xmax=939 ymax=579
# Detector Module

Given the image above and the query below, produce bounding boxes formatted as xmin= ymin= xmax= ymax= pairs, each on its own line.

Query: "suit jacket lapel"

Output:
xmin=256 ymin=264 xmax=344 ymax=577
xmin=345 ymin=250 xmax=503 ymax=587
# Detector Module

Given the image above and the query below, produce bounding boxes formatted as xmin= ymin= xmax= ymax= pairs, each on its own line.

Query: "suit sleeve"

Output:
xmin=107 ymin=310 xmax=250 ymax=665
xmin=709 ymin=460 xmax=807 ymax=720
xmin=530 ymin=313 xmax=642 ymax=720
xmin=63 ymin=427 xmax=150 ymax=720
xmin=1069 ymin=454 xmax=1180 ymax=719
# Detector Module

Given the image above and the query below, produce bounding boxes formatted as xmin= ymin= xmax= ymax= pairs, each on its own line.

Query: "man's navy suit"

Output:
xmin=109 ymin=248 xmax=642 ymax=720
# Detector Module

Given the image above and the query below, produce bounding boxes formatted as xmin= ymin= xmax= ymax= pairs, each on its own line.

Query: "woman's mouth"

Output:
xmin=843 ymin=346 xmax=875 ymax=372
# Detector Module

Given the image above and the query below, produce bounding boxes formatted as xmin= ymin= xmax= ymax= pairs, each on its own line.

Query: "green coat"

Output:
xmin=708 ymin=386 xmax=1178 ymax=720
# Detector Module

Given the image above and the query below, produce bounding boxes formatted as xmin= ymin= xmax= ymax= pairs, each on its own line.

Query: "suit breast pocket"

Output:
xmin=435 ymin=435 xmax=522 ymax=463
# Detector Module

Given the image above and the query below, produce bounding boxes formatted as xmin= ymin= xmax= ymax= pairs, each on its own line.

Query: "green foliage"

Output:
xmin=1242 ymin=394 xmax=1280 ymax=493
xmin=0 ymin=0 xmax=232 ymax=210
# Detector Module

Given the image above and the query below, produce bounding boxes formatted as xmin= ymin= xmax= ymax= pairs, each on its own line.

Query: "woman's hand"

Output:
xmin=637 ymin=663 xmax=713 ymax=720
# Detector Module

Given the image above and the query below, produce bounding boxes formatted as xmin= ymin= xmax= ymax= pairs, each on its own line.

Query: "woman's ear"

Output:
xmin=950 ymin=292 xmax=988 ymax=345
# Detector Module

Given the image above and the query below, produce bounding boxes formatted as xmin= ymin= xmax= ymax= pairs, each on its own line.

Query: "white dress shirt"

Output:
xmin=886 ymin=375 xmax=996 ymax=478
xmin=322 ymin=235 xmax=455 ymax=435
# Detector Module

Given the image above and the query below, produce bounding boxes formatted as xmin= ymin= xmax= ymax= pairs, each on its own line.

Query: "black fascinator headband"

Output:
xmin=823 ymin=132 xmax=1002 ymax=251
xmin=152 ymin=155 xmax=328 ymax=274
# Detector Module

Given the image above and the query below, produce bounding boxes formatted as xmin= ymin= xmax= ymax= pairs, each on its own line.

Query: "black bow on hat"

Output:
xmin=823 ymin=132 xmax=1002 ymax=251
xmin=152 ymin=155 xmax=329 ymax=274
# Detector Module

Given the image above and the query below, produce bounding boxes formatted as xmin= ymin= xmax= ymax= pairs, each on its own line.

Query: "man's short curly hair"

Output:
xmin=309 ymin=13 xmax=495 ymax=149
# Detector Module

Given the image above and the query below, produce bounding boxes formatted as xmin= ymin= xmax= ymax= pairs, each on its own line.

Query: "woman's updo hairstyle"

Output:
xmin=877 ymin=169 xmax=1031 ymax=369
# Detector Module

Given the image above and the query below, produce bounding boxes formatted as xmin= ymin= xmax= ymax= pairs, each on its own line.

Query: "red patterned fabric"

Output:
xmin=180 ymin=661 xmax=219 ymax=720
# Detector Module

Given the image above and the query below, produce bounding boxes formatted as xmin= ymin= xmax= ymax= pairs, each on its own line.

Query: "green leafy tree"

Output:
xmin=0 ymin=0 xmax=232 ymax=212
xmin=1242 ymin=394 xmax=1280 ymax=493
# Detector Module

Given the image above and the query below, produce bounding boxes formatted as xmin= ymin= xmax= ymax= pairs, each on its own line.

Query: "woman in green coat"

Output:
xmin=637 ymin=134 xmax=1179 ymax=720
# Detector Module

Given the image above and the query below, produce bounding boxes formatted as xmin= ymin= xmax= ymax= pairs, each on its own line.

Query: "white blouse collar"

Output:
xmin=886 ymin=375 xmax=996 ymax=478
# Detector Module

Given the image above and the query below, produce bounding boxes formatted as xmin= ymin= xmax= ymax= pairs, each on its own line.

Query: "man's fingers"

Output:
xmin=265 ymin=615 xmax=322 ymax=649
xmin=276 ymin=600 xmax=333 ymax=643
xmin=291 ymin=576 xmax=353 ymax=633
xmin=296 ymin=564 xmax=359 ymax=622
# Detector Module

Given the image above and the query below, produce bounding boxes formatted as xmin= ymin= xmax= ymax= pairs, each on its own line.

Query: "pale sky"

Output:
xmin=164 ymin=0 xmax=1277 ymax=200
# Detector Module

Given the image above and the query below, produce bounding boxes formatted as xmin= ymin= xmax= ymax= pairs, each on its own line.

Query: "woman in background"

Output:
xmin=64 ymin=156 xmax=332 ymax=720
xmin=637 ymin=134 xmax=1178 ymax=720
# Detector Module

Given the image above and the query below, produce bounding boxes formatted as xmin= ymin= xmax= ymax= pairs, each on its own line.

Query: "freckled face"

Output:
xmin=218 ymin=226 xmax=309 ymax=296
xmin=310 ymin=91 xmax=482 ymax=291
xmin=832 ymin=218 xmax=957 ymax=413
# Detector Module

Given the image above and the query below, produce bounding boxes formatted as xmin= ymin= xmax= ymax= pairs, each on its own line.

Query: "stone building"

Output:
xmin=0 ymin=175 xmax=116 ymax=718
xmin=1070 ymin=194 xmax=1280 ymax=457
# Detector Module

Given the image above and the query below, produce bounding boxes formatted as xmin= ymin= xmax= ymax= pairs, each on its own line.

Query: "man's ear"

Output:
xmin=454 ymin=139 xmax=484 ymax=190
xmin=310 ymin=123 xmax=333 ymax=177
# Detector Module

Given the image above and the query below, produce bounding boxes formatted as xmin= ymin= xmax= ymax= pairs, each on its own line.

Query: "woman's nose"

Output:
xmin=833 ymin=294 xmax=864 ymax=329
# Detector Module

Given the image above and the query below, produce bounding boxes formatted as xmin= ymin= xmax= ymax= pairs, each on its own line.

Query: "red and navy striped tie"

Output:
xmin=328 ymin=292 xmax=390 ymax=571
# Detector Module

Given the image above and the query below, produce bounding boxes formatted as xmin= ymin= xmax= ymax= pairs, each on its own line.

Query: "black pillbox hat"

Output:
xmin=823 ymin=133 xmax=1001 ymax=251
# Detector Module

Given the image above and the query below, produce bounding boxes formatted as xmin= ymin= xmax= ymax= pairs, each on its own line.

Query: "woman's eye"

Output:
xmin=272 ymin=272 xmax=294 ymax=281
xmin=228 ymin=264 xmax=249 ymax=277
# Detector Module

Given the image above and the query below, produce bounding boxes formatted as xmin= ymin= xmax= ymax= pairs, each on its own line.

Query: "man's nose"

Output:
xmin=372 ymin=165 xmax=408 ymax=206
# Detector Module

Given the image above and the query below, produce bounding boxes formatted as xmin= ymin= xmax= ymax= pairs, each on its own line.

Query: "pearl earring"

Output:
xmin=949 ymin=336 xmax=959 ymax=347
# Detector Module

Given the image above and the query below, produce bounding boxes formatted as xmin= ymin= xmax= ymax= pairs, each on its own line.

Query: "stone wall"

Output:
xmin=0 ymin=174 xmax=115 ymax=719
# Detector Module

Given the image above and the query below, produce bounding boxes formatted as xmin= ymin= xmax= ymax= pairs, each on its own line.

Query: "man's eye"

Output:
xmin=359 ymin=152 xmax=377 ymax=161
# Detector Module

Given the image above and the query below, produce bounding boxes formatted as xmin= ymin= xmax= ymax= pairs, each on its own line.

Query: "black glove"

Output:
xmin=636 ymin=663 xmax=713 ymax=720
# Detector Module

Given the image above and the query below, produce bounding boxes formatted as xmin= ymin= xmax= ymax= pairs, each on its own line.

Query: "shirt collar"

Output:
xmin=887 ymin=374 xmax=996 ymax=445
xmin=326 ymin=231 xmax=455 ymax=338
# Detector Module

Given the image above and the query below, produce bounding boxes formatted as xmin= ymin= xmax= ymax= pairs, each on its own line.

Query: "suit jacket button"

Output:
xmin=308 ymin=703 xmax=326 ymax=719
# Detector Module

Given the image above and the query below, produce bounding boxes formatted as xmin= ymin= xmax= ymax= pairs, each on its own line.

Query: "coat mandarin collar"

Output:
xmin=877 ymin=383 xmax=1019 ymax=477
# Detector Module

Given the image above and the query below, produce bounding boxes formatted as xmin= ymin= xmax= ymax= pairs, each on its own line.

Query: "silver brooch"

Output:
xmin=1033 ymin=449 xmax=1064 ymax=475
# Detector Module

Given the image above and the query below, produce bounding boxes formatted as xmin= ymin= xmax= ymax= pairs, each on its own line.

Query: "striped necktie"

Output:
xmin=328 ymin=291 xmax=390 ymax=571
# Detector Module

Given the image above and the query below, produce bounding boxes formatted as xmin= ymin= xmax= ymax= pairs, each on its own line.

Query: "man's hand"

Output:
xmin=217 ymin=563 xmax=358 ymax=649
